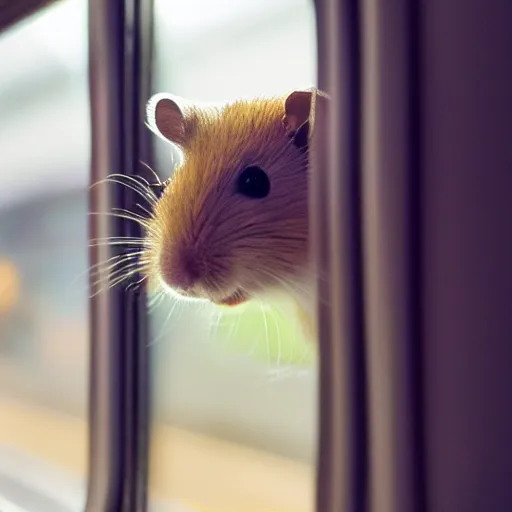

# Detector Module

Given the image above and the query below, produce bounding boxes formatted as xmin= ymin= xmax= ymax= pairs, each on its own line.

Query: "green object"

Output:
xmin=211 ymin=299 xmax=316 ymax=368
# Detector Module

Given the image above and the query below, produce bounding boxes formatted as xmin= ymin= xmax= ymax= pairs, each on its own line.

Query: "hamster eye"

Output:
xmin=236 ymin=166 xmax=270 ymax=199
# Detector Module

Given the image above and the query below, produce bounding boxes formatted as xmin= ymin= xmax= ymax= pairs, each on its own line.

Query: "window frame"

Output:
xmin=86 ymin=0 xmax=154 ymax=511
xmin=313 ymin=0 xmax=424 ymax=511
xmin=0 ymin=0 xmax=58 ymax=32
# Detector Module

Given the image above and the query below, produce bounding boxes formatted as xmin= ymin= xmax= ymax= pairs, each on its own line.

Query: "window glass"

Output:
xmin=148 ymin=2 xmax=318 ymax=511
xmin=0 ymin=1 xmax=89 ymax=510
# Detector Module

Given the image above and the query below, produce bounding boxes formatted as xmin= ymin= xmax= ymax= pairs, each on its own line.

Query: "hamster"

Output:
xmin=143 ymin=89 xmax=327 ymax=342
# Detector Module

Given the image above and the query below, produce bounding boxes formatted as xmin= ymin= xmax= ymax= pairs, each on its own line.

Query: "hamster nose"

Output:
xmin=160 ymin=247 xmax=203 ymax=292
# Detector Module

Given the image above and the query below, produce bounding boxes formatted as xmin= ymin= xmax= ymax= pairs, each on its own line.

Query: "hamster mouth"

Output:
xmin=215 ymin=289 xmax=249 ymax=307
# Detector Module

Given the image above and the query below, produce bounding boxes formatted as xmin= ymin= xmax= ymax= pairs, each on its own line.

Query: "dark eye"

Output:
xmin=236 ymin=166 xmax=270 ymax=199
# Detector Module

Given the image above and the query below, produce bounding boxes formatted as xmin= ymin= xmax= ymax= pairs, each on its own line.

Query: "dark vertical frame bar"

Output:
xmin=122 ymin=1 xmax=153 ymax=510
xmin=421 ymin=2 xmax=512 ymax=510
xmin=359 ymin=1 xmax=425 ymax=512
xmin=87 ymin=0 xmax=153 ymax=510
xmin=313 ymin=0 xmax=367 ymax=511
xmin=316 ymin=0 xmax=512 ymax=511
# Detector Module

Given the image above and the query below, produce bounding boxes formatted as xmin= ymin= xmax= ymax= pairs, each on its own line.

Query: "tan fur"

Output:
xmin=296 ymin=299 xmax=315 ymax=342
xmin=154 ymin=98 xmax=287 ymax=239
xmin=143 ymin=91 xmax=326 ymax=343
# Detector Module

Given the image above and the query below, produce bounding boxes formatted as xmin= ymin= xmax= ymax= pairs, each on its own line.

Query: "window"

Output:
xmin=1 ymin=1 xmax=319 ymax=511
xmin=0 ymin=1 xmax=90 ymax=511
xmin=5 ymin=1 xmax=512 ymax=511
xmin=147 ymin=1 xmax=318 ymax=511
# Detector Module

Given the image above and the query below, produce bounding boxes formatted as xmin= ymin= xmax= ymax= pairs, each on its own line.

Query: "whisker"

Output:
xmin=208 ymin=309 xmax=224 ymax=345
xmin=148 ymin=298 xmax=181 ymax=347
xmin=89 ymin=265 xmax=146 ymax=299
xmin=89 ymin=257 xmax=145 ymax=287
xmin=88 ymin=252 xmax=150 ymax=290
xmin=268 ymin=306 xmax=283 ymax=370
xmin=90 ymin=176 xmax=157 ymax=205
xmin=89 ymin=239 xmax=148 ymax=248
xmin=257 ymin=268 xmax=317 ymax=301
xmin=89 ymin=235 xmax=146 ymax=242
xmin=126 ymin=274 xmax=148 ymax=292
xmin=148 ymin=289 xmax=166 ymax=313
xmin=259 ymin=301 xmax=271 ymax=368
xmin=88 ymin=211 xmax=152 ymax=230
xmin=136 ymin=202 xmax=154 ymax=218
xmin=89 ymin=251 xmax=145 ymax=276
xmin=111 ymin=207 xmax=152 ymax=223
xmin=103 ymin=173 xmax=159 ymax=202
xmin=105 ymin=266 xmax=147 ymax=291
xmin=227 ymin=310 xmax=242 ymax=350
xmin=140 ymin=160 xmax=162 ymax=184
xmin=70 ymin=250 xmax=145 ymax=290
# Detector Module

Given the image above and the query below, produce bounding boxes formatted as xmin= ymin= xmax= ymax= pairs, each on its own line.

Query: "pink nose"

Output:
xmin=160 ymin=247 xmax=202 ymax=292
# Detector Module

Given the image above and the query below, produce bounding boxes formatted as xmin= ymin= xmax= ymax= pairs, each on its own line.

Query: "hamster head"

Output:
xmin=144 ymin=90 xmax=322 ymax=308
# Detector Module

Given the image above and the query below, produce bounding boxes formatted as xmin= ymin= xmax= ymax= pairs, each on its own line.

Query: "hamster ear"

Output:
xmin=146 ymin=93 xmax=197 ymax=148
xmin=282 ymin=89 xmax=329 ymax=150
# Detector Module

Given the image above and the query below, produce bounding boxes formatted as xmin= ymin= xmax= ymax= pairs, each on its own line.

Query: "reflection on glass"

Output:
xmin=148 ymin=1 xmax=318 ymax=511
xmin=0 ymin=1 xmax=89 ymax=510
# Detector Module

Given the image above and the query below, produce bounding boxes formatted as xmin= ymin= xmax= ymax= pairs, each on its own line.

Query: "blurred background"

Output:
xmin=0 ymin=1 xmax=318 ymax=511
